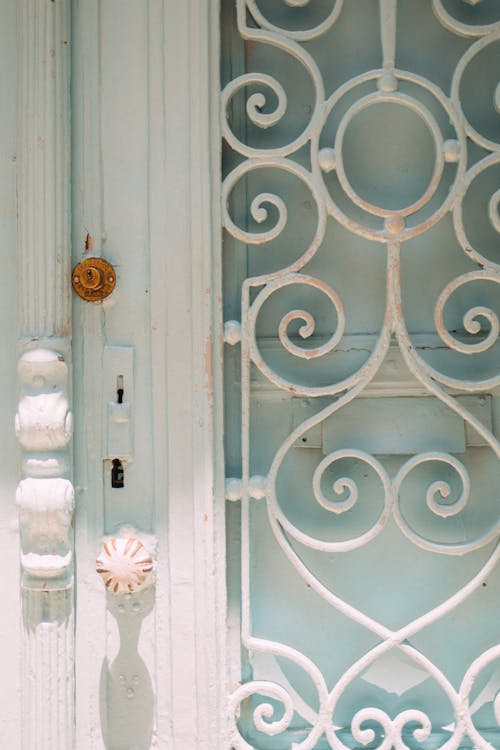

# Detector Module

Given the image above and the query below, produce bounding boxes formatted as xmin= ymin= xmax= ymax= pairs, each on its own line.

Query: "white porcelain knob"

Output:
xmin=96 ymin=537 xmax=153 ymax=594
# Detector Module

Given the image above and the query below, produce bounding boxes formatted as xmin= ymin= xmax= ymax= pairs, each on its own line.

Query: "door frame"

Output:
xmin=147 ymin=1 xmax=229 ymax=746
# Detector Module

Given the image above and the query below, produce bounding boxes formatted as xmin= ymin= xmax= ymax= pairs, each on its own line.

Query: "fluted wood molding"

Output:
xmin=17 ymin=0 xmax=71 ymax=338
xmin=16 ymin=2 xmax=74 ymax=748
xmin=21 ymin=589 xmax=74 ymax=750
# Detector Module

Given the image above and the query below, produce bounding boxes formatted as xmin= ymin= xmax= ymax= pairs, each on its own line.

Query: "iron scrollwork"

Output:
xmin=222 ymin=1 xmax=500 ymax=747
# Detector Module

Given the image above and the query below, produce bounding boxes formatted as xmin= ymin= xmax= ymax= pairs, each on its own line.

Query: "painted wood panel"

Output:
xmin=72 ymin=1 xmax=225 ymax=748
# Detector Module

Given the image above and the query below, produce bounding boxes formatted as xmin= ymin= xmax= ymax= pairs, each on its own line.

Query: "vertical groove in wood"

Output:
xmin=18 ymin=0 xmax=71 ymax=339
xmin=72 ymin=1 xmax=108 ymax=746
xmin=22 ymin=589 xmax=74 ymax=750
xmin=17 ymin=2 xmax=74 ymax=748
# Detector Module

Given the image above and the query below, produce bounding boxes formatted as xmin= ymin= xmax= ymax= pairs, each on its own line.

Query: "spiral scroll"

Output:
xmin=351 ymin=708 xmax=432 ymax=750
xmin=312 ymin=449 xmax=391 ymax=523
xmin=435 ymin=271 xmax=500 ymax=354
xmin=247 ymin=273 xmax=353 ymax=395
xmin=230 ymin=681 xmax=295 ymax=742
xmin=222 ymin=14 xmax=325 ymax=157
xmin=229 ymin=640 xmax=329 ymax=750
xmin=221 ymin=73 xmax=288 ymax=157
xmin=223 ymin=159 xmax=327 ymax=280
xmin=393 ymin=452 xmax=499 ymax=554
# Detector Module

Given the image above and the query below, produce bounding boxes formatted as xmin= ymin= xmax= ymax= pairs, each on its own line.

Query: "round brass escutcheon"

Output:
xmin=72 ymin=257 xmax=116 ymax=301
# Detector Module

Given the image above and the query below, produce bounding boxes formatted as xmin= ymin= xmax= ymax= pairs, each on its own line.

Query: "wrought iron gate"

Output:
xmin=222 ymin=1 xmax=500 ymax=748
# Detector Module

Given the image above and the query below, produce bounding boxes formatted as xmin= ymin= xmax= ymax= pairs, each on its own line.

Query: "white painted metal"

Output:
xmin=222 ymin=1 xmax=500 ymax=748
xmin=102 ymin=346 xmax=135 ymax=463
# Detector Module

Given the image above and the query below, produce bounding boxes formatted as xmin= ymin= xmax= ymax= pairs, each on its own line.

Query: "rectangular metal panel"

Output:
xmin=322 ymin=398 xmax=466 ymax=455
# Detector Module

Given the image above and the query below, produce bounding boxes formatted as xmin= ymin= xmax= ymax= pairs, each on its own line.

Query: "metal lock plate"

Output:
xmin=72 ymin=257 xmax=116 ymax=301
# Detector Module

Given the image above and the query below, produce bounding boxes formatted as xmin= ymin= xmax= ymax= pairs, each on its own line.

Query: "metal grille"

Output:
xmin=222 ymin=2 xmax=500 ymax=748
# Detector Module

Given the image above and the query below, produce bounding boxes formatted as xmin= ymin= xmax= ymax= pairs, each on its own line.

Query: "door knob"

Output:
xmin=96 ymin=537 xmax=154 ymax=594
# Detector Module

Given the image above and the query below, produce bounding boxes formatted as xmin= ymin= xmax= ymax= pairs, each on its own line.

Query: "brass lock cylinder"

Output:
xmin=72 ymin=257 xmax=116 ymax=301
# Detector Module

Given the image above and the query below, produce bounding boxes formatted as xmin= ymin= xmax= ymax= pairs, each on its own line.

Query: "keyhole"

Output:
xmin=117 ymin=374 xmax=124 ymax=404
xmin=80 ymin=265 xmax=102 ymax=289
xmin=111 ymin=458 xmax=125 ymax=488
